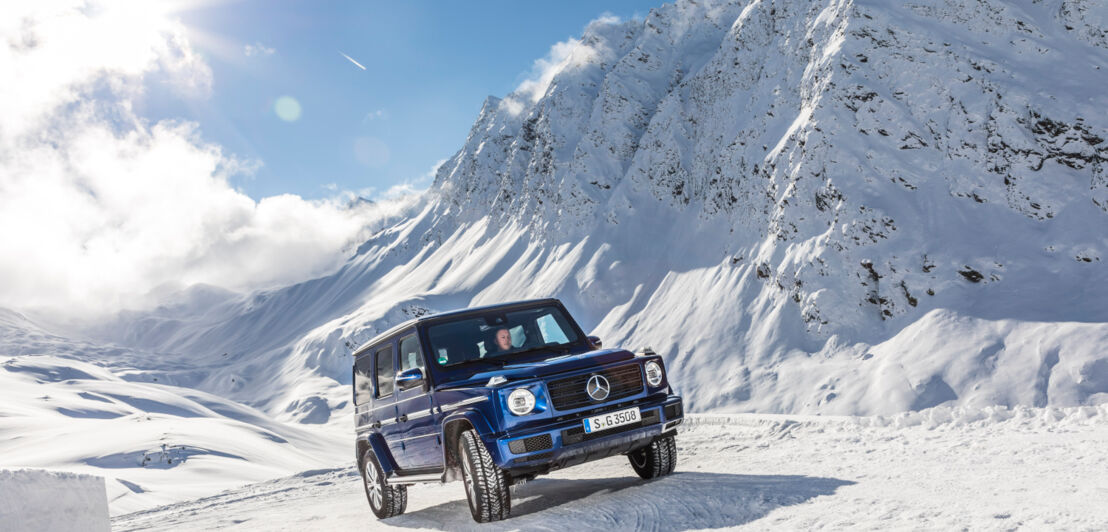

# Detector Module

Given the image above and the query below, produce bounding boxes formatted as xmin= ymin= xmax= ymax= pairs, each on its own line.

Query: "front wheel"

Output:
xmin=458 ymin=429 xmax=511 ymax=522
xmin=361 ymin=450 xmax=407 ymax=518
xmin=628 ymin=434 xmax=678 ymax=479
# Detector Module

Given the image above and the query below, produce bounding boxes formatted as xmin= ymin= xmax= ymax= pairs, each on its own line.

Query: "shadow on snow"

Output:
xmin=386 ymin=471 xmax=853 ymax=531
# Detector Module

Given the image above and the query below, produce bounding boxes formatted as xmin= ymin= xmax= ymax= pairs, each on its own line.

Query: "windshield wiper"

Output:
xmin=450 ymin=344 xmax=574 ymax=370
xmin=505 ymin=344 xmax=572 ymax=359
xmin=453 ymin=357 xmax=512 ymax=369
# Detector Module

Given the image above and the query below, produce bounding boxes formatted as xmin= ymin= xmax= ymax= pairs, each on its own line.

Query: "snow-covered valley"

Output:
xmin=112 ymin=407 xmax=1108 ymax=530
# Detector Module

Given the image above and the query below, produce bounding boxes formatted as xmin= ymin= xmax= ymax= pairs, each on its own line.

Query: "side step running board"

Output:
xmin=387 ymin=471 xmax=445 ymax=485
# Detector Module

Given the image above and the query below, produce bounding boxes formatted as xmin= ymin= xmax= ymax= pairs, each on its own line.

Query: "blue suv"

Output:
xmin=352 ymin=298 xmax=684 ymax=522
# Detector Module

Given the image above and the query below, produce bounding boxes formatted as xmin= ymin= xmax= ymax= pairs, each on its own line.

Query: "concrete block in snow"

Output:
xmin=0 ymin=469 xmax=109 ymax=532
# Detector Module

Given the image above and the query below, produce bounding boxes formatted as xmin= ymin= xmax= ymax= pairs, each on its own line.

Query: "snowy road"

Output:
xmin=113 ymin=407 xmax=1108 ymax=531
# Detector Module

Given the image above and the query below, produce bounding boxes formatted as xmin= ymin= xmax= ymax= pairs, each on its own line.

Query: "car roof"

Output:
xmin=352 ymin=298 xmax=562 ymax=358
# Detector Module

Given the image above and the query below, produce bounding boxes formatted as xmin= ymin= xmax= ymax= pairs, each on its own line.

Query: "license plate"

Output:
xmin=583 ymin=407 xmax=640 ymax=434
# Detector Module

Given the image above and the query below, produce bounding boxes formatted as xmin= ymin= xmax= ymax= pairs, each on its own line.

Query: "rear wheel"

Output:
xmin=628 ymin=434 xmax=678 ymax=479
xmin=361 ymin=450 xmax=407 ymax=518
xmin=458 ymin=429 xmax=511 ymax=522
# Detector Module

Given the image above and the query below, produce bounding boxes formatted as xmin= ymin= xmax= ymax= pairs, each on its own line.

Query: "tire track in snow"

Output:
xmin=113 ymin=408 xmax=1108 ymax=531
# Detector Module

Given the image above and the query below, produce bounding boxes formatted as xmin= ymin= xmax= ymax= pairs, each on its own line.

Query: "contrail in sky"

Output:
xmin=339 ymin=51 xmax=366 ymax=70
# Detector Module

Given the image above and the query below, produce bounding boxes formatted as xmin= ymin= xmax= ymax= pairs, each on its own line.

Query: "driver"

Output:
xmin=493 ymin=328 xmax=513 ymax=352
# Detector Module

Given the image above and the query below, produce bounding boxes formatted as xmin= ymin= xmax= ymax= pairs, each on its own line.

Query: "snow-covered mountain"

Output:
xmin=4 ymin=0 xmax=1108 ymax=514
xmin=81 ymin=0 xmax=1108 ymax=417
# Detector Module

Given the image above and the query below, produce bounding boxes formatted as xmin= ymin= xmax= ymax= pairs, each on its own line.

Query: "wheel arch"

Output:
xmin=441 ymin=410 xmax=496 ymax=479
xmin=358 ymin=432 xmax=399 ymax=476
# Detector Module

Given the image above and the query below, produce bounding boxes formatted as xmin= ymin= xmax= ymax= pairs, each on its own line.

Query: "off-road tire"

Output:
xmin=458 ymin=429 xmax=511 ymax=522
xmin=361 ymin=450 xmax=407 ymax=518
xmin=628 ymin=434 xmax=678 ymax=479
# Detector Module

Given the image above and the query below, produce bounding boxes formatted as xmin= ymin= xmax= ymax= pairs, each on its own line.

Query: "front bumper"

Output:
xmin=492 ymin=394 xmax=683 ymax=474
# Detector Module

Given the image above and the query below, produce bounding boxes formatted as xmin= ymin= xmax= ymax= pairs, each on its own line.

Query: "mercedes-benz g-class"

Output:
xmin=352 ymin=298 xmax=683 ymax=522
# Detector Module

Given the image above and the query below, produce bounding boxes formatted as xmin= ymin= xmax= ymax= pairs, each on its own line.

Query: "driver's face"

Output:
xmin=495 ymin=329 xmax=512 ymax=351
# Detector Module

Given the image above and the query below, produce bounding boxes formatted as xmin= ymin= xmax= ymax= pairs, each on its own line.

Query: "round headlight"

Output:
xmin=645 ymin=360 xmax=664 ymax=387
xmin=507 ymin=388 xmax=536 ymax=415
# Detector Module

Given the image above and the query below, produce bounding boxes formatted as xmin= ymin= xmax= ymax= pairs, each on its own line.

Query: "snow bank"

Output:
xmin=0 ymin=469 xmax=109 ymax=532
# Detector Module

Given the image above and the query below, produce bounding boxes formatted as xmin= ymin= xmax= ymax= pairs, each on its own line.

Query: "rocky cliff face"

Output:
xmin=436 ymin=0 xmax=1106 ymax=326
xmin=80 ymin=0 xmax=1108 ymax=417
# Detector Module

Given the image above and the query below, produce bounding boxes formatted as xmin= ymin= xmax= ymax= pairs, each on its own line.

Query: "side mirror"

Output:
xmin=395 ymin=368 xmax=425 ymax=391
xmin=587 ymin=335 xmax=603 ymax=349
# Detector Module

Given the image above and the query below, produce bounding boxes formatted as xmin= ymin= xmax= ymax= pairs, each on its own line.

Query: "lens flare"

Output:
xmin=274 ymin=96 xmax=301 ymax=122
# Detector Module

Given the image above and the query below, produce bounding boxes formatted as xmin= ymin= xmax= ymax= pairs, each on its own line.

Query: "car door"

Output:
xmin=392 ymin=332 xmax=442 ymax=471
xmin=353 ymin=353 xmax=377 ymax=433
xmin=372 ymin=343 xmax=402 ymax=464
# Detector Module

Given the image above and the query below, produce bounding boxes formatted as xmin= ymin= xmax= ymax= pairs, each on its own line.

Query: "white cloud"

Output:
xmin=509 ymin=13 xmax=622 ymax=108
xmin=0 ymin=0 xmax=415 ymax=319
xmin=243 ymin=42 xmax=275 ymax=57
xmin=500 ymin=97 xmax=525 ymax=116
xmin=0 ymin=0 xmax=212 ymax=135
xmin=379 ymin=158 xmax=446 ymax=199
xmin=337 ymin=158 xmax=445 ymax=205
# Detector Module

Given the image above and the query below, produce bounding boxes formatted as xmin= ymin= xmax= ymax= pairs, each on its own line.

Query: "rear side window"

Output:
xmin=375 ymin=345 xmax=395 ymax=398
xmin=399 ymin=334 xmax=424 ymax=373
xmin=353 ymin=355 xmax=375 ymax=405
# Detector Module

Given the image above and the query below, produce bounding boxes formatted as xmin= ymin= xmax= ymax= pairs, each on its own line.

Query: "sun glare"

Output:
xmin=91 ymin=0 xmax=242 ymax=70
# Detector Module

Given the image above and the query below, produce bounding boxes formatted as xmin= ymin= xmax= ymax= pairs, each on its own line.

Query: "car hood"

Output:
xmin=436 ymin=348 xmax=637 ymax=389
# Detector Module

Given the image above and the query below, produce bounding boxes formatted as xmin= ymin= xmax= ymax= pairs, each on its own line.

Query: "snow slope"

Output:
xmin=111 ymin=406 xmax=1108 ymax=531
xmin=0 ymin=349 xmax=346 ymax=515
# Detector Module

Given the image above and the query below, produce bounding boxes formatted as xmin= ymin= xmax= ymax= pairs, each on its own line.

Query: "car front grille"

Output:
xmin=547 ymin=363 xmax=644 ymax=411
xmin=512 ymin=452 xmax=552 ymax=464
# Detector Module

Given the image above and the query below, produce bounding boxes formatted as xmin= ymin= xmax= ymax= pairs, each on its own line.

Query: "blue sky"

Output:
xmin=136 ymin=0 xmax=662 ymax=201
xmin=1 ymin=0 xmax=665 ymax=315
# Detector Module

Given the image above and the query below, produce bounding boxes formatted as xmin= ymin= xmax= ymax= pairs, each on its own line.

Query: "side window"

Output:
xmin=375 ymin=345 xmax=395 ymax=398
xmin=398 ymin=334 xmax=424 ymax=373
xmin=536 ymin=313 xmax=569 ymax=344
xmin=353 ymin=355 xmax=375 ymax=405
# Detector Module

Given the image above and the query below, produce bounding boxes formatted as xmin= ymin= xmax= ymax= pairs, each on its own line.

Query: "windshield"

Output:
xmin=426 ymin=305 xmax=583 ymax=367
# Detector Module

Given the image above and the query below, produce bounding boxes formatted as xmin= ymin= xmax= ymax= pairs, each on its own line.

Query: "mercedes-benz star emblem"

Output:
xmin=586 ymin=375 xmax=610 ymax=401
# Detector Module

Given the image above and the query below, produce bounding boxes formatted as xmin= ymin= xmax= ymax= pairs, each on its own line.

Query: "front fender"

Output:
xmin=440 ymin=408 xmax=501 ymax=468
